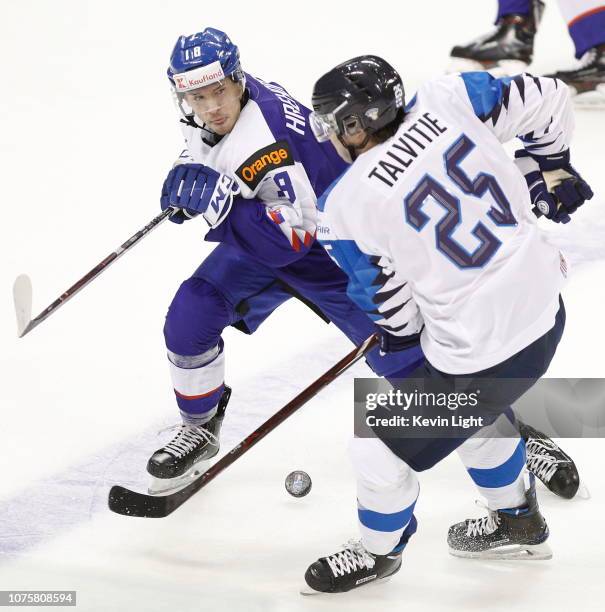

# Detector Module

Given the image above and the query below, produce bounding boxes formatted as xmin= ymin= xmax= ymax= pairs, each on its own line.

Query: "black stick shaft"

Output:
xmin=21 ymin=208 xmax=174 ymax=337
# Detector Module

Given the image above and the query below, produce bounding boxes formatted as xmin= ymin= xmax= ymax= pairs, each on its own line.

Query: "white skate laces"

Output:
xmin=326 ymin=540 xmax=376 ymax=577
xmin=525 ymin=438 xmax=569 ymax=483
xmin=161 ymin=424 xmax=218 ymax=459
xmin=466 ymin=502 xmax=501 ymax=537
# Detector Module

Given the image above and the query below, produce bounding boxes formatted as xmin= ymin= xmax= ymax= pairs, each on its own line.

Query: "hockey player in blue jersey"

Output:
xmin=146 ymin=28 xmax=425 ymax=494
xmin=300 ymin=57 xmax=593 ymax=593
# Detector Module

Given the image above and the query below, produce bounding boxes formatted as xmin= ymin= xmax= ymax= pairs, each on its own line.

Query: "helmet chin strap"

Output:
xmin=338 ymin=132 xmax=371 ymax=162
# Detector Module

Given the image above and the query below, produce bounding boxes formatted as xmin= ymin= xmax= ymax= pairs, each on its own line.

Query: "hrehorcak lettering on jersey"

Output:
xmin=259 ymin=79 xmax=307 ymax=135
xmin=368 ymin=112 xmax=448 ymax=187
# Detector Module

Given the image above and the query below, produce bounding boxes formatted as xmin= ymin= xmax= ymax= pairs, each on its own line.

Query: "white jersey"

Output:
xmin=319 ymin=72 xmax=572 ymax=374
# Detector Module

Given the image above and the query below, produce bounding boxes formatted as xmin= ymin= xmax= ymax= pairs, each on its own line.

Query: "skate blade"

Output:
xmin=447 ymin=57 xmax=529 ymax=77
xmin=148 ymin=459 xmax=211 ymax=495
xmin=449 ymin=541 xmax=552 ymax=561
xmin=299 ymin=575 xmax=394 ymax=596
xmin=571 ymin=85 xmax=605 ymax=109
xmin=300 ymin=585 xmax=324 ymax=597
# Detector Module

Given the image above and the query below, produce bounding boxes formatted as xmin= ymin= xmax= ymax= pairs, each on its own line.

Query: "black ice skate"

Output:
xmin=545 ymin=44 xmax=605 ymax=106
xmin=448 ymin=478 xmax=552 ymax=560
xmin=301 ymin=539 xmax=402 ymax=595
xmin=449 ymin=0 xmax=544 ymax=76
xmin=518 ymin=420 xmax=580 ymax=499
xmin=147 ymin=386 xmax=232 ymax=494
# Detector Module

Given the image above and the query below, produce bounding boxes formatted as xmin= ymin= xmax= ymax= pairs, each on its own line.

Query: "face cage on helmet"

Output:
xmin=309 ymin=100 xmax=366 ymax=143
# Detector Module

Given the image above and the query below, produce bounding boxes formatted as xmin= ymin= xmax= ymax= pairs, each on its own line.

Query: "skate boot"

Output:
xmin=301 ymin=539 xmax=402 ymax=595
xmin=448 ymin=477 xmax=552 ymax=560
xmin=545 ymin=44 xmax=605 ymax=107
xmin=518 ymin=420 xmax=580 ymax=499
xmin=449 ymin=0 xmax=544 ymax=76
xmin=147 ymin=385 xmax=232 ymax=494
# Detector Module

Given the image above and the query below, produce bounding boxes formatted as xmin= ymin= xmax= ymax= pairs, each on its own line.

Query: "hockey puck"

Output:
xmin=285 ymin=470 xmax=312 ymax=497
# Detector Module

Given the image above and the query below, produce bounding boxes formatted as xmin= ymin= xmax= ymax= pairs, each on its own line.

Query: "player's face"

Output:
xmin=329 ymin=134 xmax=354 ymax=163
xmin=184 ymin=79 xmax=243 ymax=135
xmin=329 ymin=130 xmax=374 ymax=164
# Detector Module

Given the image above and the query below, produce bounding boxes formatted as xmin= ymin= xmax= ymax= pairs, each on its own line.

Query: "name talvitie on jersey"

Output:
xmin=236 ymin=140 xmax=294 ymax=190
xmin=368 ymin=112 xmax=448 ymax=188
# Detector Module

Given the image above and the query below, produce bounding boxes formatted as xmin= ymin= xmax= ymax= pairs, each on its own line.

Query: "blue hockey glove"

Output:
xmin=378 ymin=328 xmax=422 ymax=354
xmin=515 ymin=150 xmax=593 ymax=224
xmin=160 ymin=163 xmax=240 ymax=227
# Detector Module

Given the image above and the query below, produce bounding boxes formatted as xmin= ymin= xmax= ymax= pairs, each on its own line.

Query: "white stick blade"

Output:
xmin=13 ymin=274 xmax=33 ymax=337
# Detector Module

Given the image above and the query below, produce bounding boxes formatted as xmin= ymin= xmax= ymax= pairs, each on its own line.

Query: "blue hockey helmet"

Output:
xmin=167 ymin=27 xmax=245 ymax=93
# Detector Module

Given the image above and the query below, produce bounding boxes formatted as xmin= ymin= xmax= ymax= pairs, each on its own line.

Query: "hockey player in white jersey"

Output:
xmin=301 ymin=57 xmax=593 ymax=593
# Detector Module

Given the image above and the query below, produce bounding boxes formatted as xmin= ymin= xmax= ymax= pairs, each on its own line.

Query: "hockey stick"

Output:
xmin=13 ymin=208 xmax=175 ymax=338
xmin=108 ymin=333 xmax=380 ymax=518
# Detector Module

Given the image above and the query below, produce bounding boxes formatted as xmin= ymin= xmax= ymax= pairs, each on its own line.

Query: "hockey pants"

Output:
xmin=163 ymin=242 xmax=424 ymax=423
xmin=351 ymin=297 xmax=565 ymax=555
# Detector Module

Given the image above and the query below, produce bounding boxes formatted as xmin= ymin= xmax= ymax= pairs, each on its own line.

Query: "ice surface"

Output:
xmin=1 ymin=1 xmax=603 ymax=610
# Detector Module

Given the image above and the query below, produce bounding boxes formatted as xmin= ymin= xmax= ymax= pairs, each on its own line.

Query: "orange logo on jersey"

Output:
xmin=236 ymin=140 xmax=294 ymax=190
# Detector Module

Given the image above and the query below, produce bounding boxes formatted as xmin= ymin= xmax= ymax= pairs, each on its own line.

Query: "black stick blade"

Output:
xmin=108 ymin=485 xmax=171 ymax=518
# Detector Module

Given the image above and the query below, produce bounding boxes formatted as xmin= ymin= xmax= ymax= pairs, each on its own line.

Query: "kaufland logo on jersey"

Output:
xmin=174 ymin=61 xmax=225 ymax=92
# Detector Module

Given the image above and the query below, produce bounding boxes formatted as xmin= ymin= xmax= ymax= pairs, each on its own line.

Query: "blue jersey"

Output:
xmin=177 ymin=73 xmax=347 ymax=266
